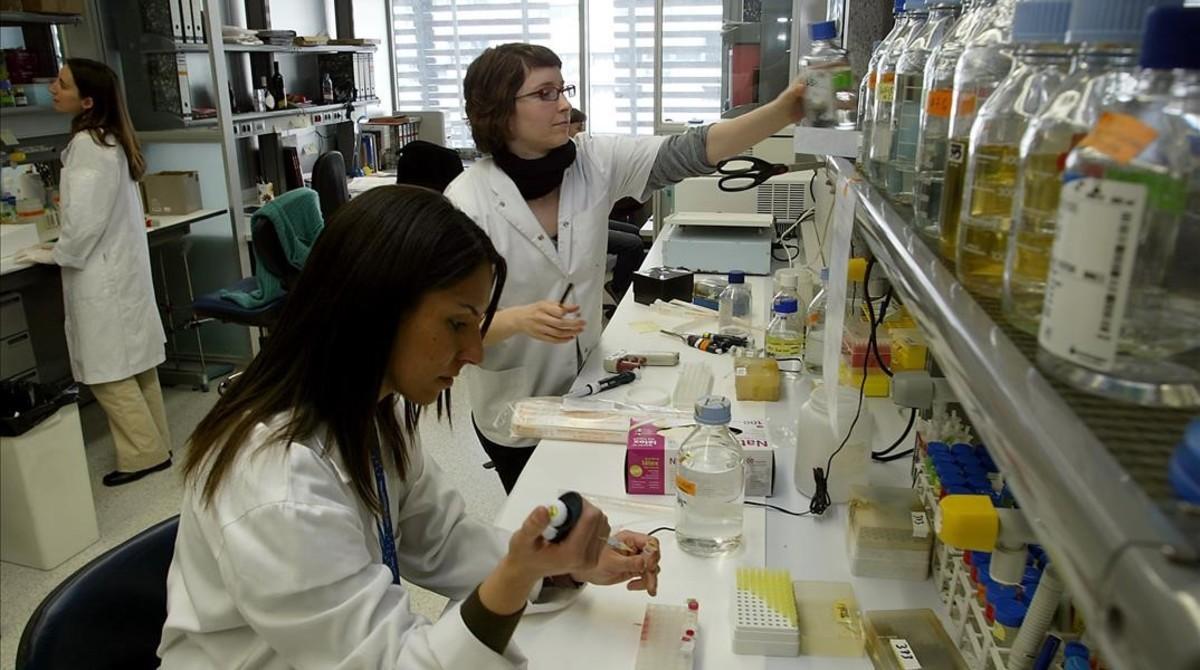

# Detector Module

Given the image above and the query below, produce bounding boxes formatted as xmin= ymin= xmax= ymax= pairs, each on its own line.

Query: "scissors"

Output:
xmin=716 ymin=155 xmax=790 ymax=192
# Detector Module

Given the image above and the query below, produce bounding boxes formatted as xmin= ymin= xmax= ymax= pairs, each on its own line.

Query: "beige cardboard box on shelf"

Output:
xmin=141 ymin=171 xmax=202 ymax=216
xmin=19 ymin=0 xmax=86 ymax=14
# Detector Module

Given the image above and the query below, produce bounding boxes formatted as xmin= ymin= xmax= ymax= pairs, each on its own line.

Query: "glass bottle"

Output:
xmin=801 ymin=21 xmax=856 ymax=129
xmin=956 ymin=1 xmax=1072 ymax=298
xmin=913 ymin=0 xmax=993 ymax=235
xmin=867 ymin=0 xmax=929 ymax=184
xmin=269 ymin=61 xmax=286 ymax=110
xmin=675 ymin=396 xmax=744 ymax=556
xmin=936 ymin=0 xmax=1017 ymax=260
xmin=1037 ymin=5 xmax=1200 ymax=408
xmin=766 ymin=298 xmax=804 ymax=357
xmin=859 ymin=0 xmax=910 ymax=167
xmin=718 ymin=271 xmax=753 ymax=341
xmin=1004 ymin=0 xmax=1173 ymax=334
xmin=885 ymin=0 xmax=963 ymax=203
xmin=804 ymin=269 xmax=830 ymax=373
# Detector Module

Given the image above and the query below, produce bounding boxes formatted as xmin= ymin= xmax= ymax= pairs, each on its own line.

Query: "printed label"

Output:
xmin=833 ymin=601 xmax=852 ymax=625
xmin=1078 ymin=112 xmax=1159 ymax=165
xmin=735 ymin=366 xmax=748 ymax=377
xmin=1039 ymin=178 xmax=1147 ymax=372
xmin=925 ymin=88 xmax=953 ymax=118
xmin=911 ymin=511 xmax=930 ymax=538
xmin=890 ymin=638 xmax=923 ymax=670
xmin=867 ymin=71 xmax=877 ymax=90
xmin=946 ymin=140 xmax=966 ymax=166
xmin=954 ymin=92 xmax=977 ymax=119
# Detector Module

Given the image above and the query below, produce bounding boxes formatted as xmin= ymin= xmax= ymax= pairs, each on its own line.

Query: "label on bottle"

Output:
xmin=925 ymin=88 xmax=953 ymax=118
xmin=890 ymin=639 xmax=923 ymax=670
xmin=867 ymin=71 xmax=877 ymax=90
xmin=877 ymin=73 xmax=896 ymax=103
xmin=946 ymin=140 xmax=966 ymax=166
xmin=675 ymin=474 xmax=697 ymax=496
xmin=1039 ymin=177 xmax=1147 ymax=372
xmin=1078 ymin=112 xmax=1159 ymax=165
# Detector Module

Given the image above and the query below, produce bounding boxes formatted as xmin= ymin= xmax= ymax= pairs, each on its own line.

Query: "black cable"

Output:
xmin=809 ymin=361 xmax=869 ymax=516
xmin=745 ymin=500 xmax=812 ymax=517
xmin=862 ymin=257 xmax=895 ymax=377
xmin=873 ymin=407 xmax=918 ymax=461
xmin=646 ymin=526 xmax=675 ymax=537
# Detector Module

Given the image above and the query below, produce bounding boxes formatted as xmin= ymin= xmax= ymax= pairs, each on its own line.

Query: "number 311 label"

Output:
xmin=890 ymin=638 xmax=923 ymax=670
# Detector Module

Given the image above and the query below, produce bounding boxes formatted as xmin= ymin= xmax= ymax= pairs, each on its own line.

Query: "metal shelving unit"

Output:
xmin=140 ymin=40 xmax=377 ymax=55
xmin=824 ymin=155 xmax=1199 ymax=670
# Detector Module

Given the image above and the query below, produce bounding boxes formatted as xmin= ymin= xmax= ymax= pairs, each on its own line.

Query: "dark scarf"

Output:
xmin=493 ymin=141 xmax=577 ymax=201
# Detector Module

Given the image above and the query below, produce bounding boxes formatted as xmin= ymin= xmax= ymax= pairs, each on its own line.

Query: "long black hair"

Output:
xmin=185 ymin=186 xmax=507 ymax=512
xmin=64 ymin=58 xmax=146 ymax=180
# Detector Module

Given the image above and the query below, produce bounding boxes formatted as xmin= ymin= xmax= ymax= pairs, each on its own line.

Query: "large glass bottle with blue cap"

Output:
xmin=859 ymin=0 xmax=912 ymax=168
xmin=956 ymin=0 xmax=1073 ymax=297
xmin=936 ymin=0 xmax=1018 ymax=260
xmin=884 ymin=0 xmax=964 ymax=203
xmin=1003 ymin=0 xmax=1181 ymax=334
xmin=912 ymin=0 xmax=996 ymax=235
xmin=676 ymin=396 xmax=745 ymax=556
xmin=1037 ymin=5 xmax=1200 ymax=408
xmin=866 ymin=0 xmax=930 ymax=184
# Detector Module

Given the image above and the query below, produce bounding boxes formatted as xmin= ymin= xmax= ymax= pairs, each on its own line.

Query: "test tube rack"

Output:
xmin=634 ymin=600 xmax=699 ymax=670
xmin=914 ymin=447 xmax=1084 ymax=670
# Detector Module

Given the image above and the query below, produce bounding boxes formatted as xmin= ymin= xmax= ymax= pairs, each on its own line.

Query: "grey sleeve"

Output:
xmin=640 ymin=125 xmax=718 ymax=199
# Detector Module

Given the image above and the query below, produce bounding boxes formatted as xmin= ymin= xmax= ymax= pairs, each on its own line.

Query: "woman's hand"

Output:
xmin=13 ymin=243 xmax=55 ymax=265
xmin=478 ymin=500 xmax=611 ymax=615
xmin=515 ymin=301 xmax=587 ymax=344
xmin=570 ymin=530 xmax=661 ymax=597
xmin=772 ymin=79 xmax=807 ymax=124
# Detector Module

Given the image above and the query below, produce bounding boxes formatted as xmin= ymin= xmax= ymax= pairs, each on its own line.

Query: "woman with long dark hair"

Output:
xmin=15 ymin=58 xmax=170 ymax=486
xmin=157 ymin=186 xmax=661 ymax=669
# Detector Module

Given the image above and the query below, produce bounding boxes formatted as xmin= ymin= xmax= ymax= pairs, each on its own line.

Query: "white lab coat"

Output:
xmin=445 ymin=133 xmax=666 ymax=447
xmin=52 ymin=131 xmax=165 ymax=385
xmin=158 ymin=406 xmax=552 ymax=669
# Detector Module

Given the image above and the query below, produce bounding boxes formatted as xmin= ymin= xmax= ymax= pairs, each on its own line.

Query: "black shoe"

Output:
xmin=102 ymin=457 xmax=172 ymax=487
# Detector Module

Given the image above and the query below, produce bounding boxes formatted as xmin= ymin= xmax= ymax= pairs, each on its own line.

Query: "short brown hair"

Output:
xmin=463 ymin=43 xmax=562 ymax=154
xmin=569 ymin=109 xmax=586 ymax=124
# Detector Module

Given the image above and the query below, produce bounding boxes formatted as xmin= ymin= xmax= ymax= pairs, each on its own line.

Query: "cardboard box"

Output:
xmin=141 ymin=171 xmax=202 ymax=215
xmin=624 ymin=418 xmax=775 ymax=497
xmin=0 ymin=0 xmax=24 ymax=12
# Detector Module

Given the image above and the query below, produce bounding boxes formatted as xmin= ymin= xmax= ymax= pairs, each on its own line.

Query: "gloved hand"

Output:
xmin=13 ymin=243 xmax=55 ymax=265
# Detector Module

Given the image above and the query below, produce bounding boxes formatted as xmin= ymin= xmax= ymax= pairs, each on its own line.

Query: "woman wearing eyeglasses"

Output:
xmin=445 ymin=43 xmax=807 ymax=493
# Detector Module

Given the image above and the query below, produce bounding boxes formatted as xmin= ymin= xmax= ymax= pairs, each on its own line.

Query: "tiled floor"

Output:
xmin=0 ymin=381 xmax=505 ymax=669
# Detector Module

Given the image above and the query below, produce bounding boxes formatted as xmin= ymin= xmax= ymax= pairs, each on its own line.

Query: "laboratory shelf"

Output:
xmin=138 ymin=38 xmax=376 ymax=55
xmin=0 ymin=10 xmax=82 ymax=25
xmin=824 ymin=155 xmax=1200 ymax=670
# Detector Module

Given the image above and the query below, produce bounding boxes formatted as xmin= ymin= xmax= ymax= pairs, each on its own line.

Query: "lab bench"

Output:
xmin=0 ymin=208 xmax=231 ymax=390
xmin=494 ymin=227 xmax=943 ymax=670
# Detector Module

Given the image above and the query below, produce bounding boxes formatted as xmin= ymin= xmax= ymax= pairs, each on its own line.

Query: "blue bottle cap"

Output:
xmin=974 ymin=551 xmax=992 ymax=565
xmin=940 ymin=471 xmax=968 ymax=487
xmin=775 ymin=298 xmax=799 ymax=314
xmin=927 ymin=441 xmax=951 ymax=455
xmin=810 ymin=20 xmax=838 ymax=41
xmin=1187 ymin=418 xmax=1200 ymax=448
xmin=1140 ymin=6 xmax=1200 ymax=70
xmin=1064 ymin=641 xmax=1090 ymax=659
xmin=993 ymin=598 xmax=1029 ymax=628
xmin=1013 ymin=1 xmax=1072 ymax=44
xmin=1023 ymin=566 xmax=1042 ymax=582
xmin=894 ymin=0 xmax=907 ymax=12
xmin=694 ymin=395 xmax=732 ymax=425
xmin=727 ymin=271 xmax=746 ymax=284
xmin=951 ymin=442 xmax=976 ymax=462
xmin=1067 ymin=0 xmax=1183 ymax=46
xmin=1169 ymin=422 xmax=1200 ymax=503
xmin=987 ymin=582 xmax=1020 ymax=605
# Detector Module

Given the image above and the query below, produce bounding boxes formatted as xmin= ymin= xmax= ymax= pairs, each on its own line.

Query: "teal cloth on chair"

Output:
xmin=221 ymin=188 xmax=324 ymax=308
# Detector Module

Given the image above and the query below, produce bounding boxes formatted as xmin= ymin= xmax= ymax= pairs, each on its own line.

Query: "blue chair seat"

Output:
xmin=17 ymin=516 xmax=179 ymax=670
xmin=192 ymin=277 xmax=284 ymax=329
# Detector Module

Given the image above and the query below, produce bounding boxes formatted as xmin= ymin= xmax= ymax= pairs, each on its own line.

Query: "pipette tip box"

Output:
xmin=732 ymin=568 xmax=801 ymax=656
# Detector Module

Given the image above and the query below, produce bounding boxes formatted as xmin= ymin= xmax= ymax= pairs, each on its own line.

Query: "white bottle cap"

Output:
xmin=542 ymin=499 xmax=570 ymax=541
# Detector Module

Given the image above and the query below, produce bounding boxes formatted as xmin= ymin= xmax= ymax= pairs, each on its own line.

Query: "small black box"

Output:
xmin=632 ymin=267 xmax=695 ymax=306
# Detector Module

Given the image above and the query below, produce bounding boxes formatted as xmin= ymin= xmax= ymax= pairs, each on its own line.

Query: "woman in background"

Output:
xmin=16 ymin=58 xmax=171 ymax=487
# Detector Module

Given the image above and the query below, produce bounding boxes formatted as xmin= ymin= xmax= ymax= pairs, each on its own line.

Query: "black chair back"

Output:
xmin=17 ymin=516 xmax=180 ymax=670
xmin=311 ymin=150 xmax=350 ymax=220
xmin=395 ymin=140 xmax=464 ymax=193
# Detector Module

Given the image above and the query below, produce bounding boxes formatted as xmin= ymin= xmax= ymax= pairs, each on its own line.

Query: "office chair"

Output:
xmin=395 ymin=140 xmax=464 ymax=193
xmin=311 ymin=150 xmax=350 ymax=220
xmin=16 ymin=516 xmax=180 ymax=670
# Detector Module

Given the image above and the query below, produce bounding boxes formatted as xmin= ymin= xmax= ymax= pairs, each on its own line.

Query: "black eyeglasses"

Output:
xmin=514 ymin=84 xmax=576 ymax=103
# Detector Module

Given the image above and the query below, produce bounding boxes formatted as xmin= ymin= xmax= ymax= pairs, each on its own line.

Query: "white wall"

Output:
xmin=352 ymin=0 xmax=394 ymax=113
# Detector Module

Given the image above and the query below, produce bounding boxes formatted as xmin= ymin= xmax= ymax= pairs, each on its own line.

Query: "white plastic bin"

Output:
xmin=1 ymin=402 xmax=100 ymax=570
